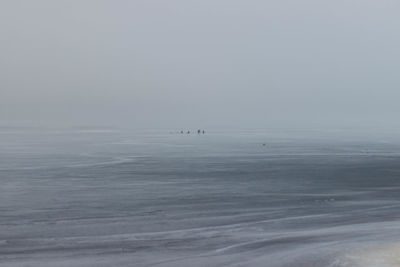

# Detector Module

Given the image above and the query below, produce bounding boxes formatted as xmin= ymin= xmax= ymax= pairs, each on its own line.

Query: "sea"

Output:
xmin=1 ymin=127 xmax=400 ymax=267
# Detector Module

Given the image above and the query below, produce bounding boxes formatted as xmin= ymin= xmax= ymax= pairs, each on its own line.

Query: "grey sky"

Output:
xmin=1 ymin=0 xmax=400 ymax=129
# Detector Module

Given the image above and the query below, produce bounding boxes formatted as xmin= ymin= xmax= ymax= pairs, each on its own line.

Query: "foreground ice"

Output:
xmin=341 ymin=243 xmax=400 ymax=267
xmin=2 ymin=129 xmax=400 ymax=266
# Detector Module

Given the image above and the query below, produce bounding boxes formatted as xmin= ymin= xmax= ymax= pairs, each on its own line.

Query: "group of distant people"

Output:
xmin=179 ymin=129 xmax=205 ymax=134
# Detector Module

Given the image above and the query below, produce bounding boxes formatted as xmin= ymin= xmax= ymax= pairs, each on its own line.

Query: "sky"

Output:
xmin=1 ymin=0 xmax=400 ymax=129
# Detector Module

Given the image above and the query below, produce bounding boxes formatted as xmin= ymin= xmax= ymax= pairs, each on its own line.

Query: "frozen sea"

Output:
xmin=1 ymin=127 xmax=400 ymax=267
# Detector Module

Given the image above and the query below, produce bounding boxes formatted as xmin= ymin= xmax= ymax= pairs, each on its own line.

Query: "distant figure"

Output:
xmin=197 ymin=129 xmax=201 ymax=134
xmin=180 ymin=130 xmax=184 ymax=134
xmin=187 ymin=131 xmax=190 ymax=134
xmin=202 ymin=130 xmax=205 ymax=134
xmin=262 ymin=143 xmax=266 ymax=146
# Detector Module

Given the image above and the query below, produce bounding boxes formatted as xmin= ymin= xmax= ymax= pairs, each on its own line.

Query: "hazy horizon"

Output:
xmin=2 ymin=0 xmax=400 ymax=129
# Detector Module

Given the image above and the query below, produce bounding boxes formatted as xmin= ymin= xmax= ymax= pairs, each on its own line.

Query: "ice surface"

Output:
xmin=1 ymin=128 xmax=400 ymax=266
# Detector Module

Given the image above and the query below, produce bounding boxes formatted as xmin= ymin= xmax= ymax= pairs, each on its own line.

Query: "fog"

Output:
xmin=1 ymin=0 xmax=400 ymax=129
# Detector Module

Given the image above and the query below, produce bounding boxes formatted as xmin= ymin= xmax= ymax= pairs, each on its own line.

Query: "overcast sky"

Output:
xmin=1 ymin=0 xmax=400 ymax=129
